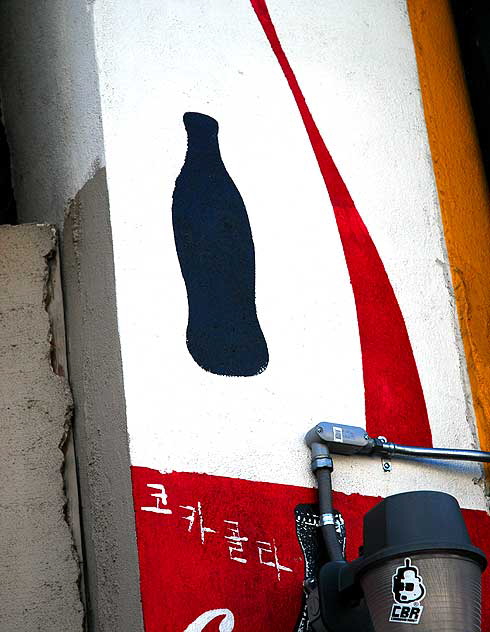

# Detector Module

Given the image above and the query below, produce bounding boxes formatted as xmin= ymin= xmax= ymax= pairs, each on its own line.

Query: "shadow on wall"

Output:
xmin=451 ymin=0 xmax=490 ymax=185
xmin=0 ymin=0 xmax=104 ymax=227
xmin=0 ymin=105 xmax=16 ymax=224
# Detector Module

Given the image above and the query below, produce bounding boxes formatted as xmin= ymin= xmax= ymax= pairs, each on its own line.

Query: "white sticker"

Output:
xmin=389 ymin=558 xmax=426 ymax=625
xmin=333 ymin=426 xmax=344 ymax=443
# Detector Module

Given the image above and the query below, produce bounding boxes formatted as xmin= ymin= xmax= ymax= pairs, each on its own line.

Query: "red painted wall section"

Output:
xmin=132 ymin=468 xmax=490 ymax=631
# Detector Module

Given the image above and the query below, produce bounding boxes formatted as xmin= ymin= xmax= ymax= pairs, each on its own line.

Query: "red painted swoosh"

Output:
xmin=250 ymin=0 xmax=431 ymax=446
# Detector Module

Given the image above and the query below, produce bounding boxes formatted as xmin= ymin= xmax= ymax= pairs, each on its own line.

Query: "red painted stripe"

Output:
xmin=250 ymin=0 xmax=431 ymax=446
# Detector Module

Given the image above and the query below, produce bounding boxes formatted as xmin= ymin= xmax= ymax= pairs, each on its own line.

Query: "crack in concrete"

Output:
xmin=42 ymin=225 xmax=87 ymax=629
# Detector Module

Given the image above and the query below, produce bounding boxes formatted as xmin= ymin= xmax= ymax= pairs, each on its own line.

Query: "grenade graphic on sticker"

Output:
xmin=393 ymin=558 xmax=426 ymax=603
xmin=389 ymin=558 xmax=426 ymax=624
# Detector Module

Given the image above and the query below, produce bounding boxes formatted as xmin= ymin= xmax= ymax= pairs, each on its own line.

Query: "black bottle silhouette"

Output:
xmin=172 ymin=112 xmax=269 ymax=377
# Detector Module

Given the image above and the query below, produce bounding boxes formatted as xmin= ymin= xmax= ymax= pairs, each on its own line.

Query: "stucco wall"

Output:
xmin=0 ymin=1 xmax=104 ymax=226
xmin=0 ymin=224 xmax=83 ymax=631
xmin=61 ymin=169 xmax=144 ymax=632
xmin=0 ymin=3 xmax=144 ymax=631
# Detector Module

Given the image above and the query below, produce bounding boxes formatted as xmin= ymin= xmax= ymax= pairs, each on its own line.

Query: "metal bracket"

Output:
xmin=377 ymin=436 xmax=392 ymax=472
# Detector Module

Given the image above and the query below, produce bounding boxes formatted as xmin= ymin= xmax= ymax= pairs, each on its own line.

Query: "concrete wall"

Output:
xmin=0 ymin=3 xmax=144 ymax=631
xmin=61 ymin=168 xmax=144 ymax=632
xmin=0 ymin=1 xmax=103 ymax=226
xmin=0 ymin=224 xmax=83 ymax=632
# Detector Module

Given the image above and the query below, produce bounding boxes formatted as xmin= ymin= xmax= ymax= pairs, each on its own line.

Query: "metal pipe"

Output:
xmin=378 ymin=442 xmax=490 ymax=463
xmin=308 ymin=441 xmax=345 ymax=562
xmin=316 ymin=467 xmax=344 ymax=562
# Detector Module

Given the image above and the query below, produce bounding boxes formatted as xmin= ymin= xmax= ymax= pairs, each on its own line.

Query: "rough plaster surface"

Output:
xmin=0 ymin=224 xmax=83 ymax=631
xmin=0 ymin=5 xmax=144 ymax=630
xmin=62 ymin=169 xmax=144 ymax=632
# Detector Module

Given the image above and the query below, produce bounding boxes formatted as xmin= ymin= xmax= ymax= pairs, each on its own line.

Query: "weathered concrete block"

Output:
xmin=0 ymin=224 xmax=83 ymax=632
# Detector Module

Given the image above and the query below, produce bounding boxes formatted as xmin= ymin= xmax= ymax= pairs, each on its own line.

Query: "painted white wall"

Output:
xmin=92 ymin=0 xmax=485 ymax=510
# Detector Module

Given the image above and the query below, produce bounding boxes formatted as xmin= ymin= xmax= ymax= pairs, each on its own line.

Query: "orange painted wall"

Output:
xmin=408 ymin=0 xmax=490 ymax=471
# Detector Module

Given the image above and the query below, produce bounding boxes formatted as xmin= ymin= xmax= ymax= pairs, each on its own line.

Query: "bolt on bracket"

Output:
xmin=377 ymin=436 xmax=392 ymax=472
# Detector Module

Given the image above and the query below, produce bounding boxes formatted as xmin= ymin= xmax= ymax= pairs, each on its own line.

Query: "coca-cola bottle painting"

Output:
xmin=172 ymin=112 xmax=269 ymax=377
